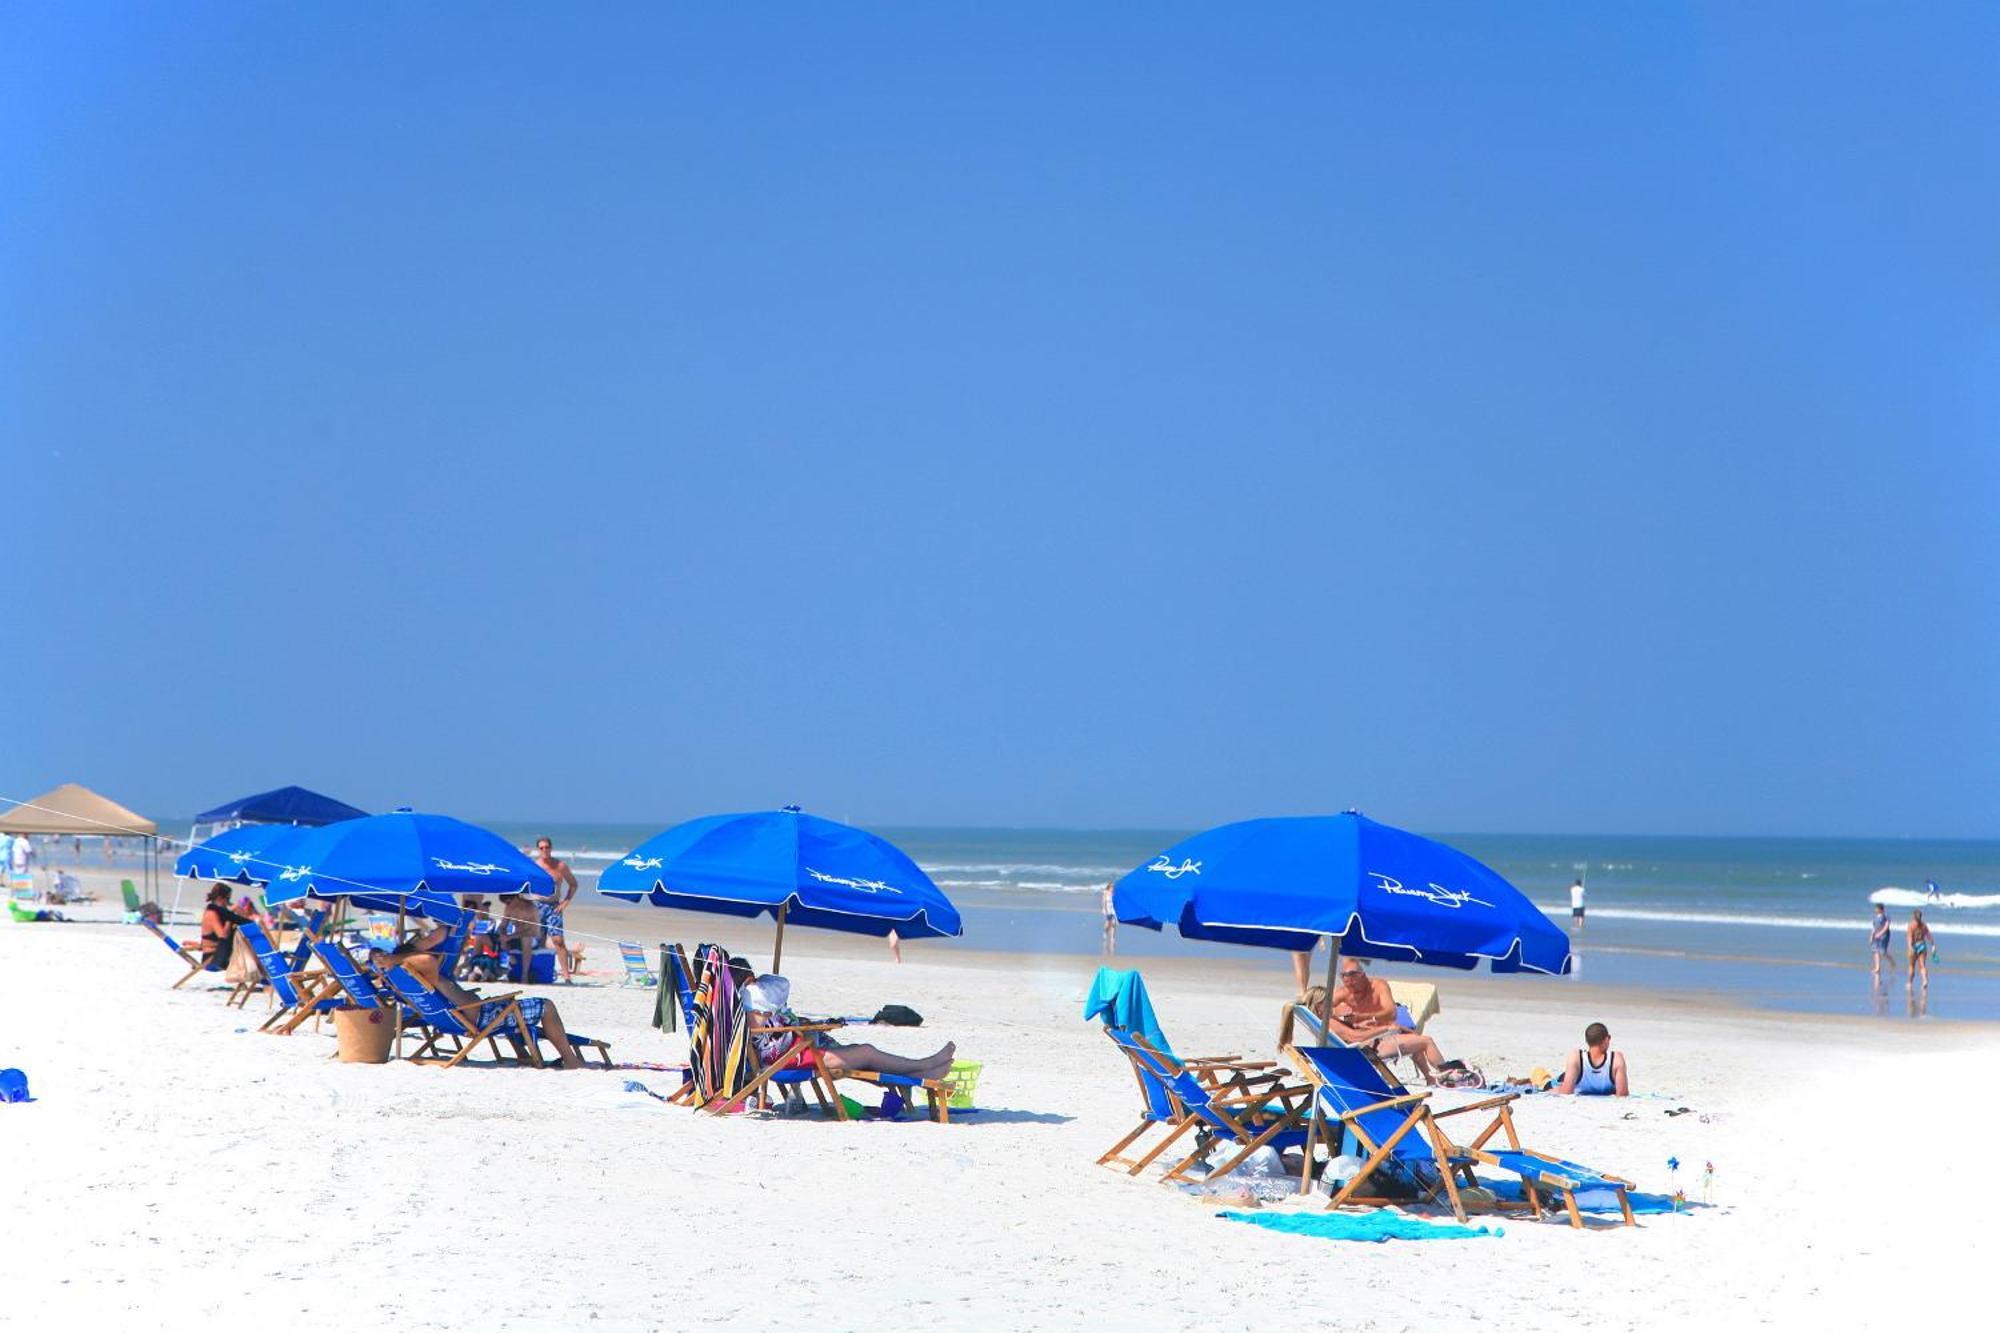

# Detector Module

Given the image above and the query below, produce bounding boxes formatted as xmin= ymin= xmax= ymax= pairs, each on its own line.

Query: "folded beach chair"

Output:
xmin=236 ymin=920 xmax=345 ymax=1033
xmin=120 ymin=879 xmax=145 ymax=923
xmin=379 ymin=964 xmax=612 ymax=1070
xmin=1115 ymin=1032 xmax=1314 ymax=1185
xmin=140 ymin=917 xmax=212 ymax=988
xmin=619 ymin=941 xmax=660 ymax=987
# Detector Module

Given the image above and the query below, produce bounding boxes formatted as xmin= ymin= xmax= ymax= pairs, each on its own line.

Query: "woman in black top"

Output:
xmin=199 ymin=883 xmax=254 ymax=971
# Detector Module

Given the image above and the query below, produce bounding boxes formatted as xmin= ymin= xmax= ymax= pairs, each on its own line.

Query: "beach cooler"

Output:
xmin=333 ymin=1006 xmax=396 ymax=1063
xmin=508 ymin=948 xmax=558 ymax=985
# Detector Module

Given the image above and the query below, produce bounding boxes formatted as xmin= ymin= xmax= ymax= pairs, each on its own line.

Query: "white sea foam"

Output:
xmin=1546 ymin=905 xmax=2000 ymax=939
xmin=921 ymin=863 xmax=1128 ymax=878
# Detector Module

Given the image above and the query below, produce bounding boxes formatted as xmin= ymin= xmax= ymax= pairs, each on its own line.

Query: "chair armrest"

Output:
xmin=1431 ymin=1092 xmax=1521 ymax=1118
xmin=759 ymin=1022 xmax=844 ymax=1035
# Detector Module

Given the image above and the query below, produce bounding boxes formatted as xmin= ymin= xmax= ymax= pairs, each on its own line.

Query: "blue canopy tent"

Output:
xmin=264 ymin=809 xmax=554 ymax=927
xmin=174 ymin=822 xmax=318 ymax=885
xmin=599 ymin=806 xmax=962 ymax=970
xmin=193 ymin=785 xmax=369 ymax=829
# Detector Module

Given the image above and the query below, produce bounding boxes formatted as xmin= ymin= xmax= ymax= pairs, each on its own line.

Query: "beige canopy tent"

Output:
xmin=1 ymin=782 xmax=165 ymax=902
xmin=0 ymin=782 xmax=158 ymax=837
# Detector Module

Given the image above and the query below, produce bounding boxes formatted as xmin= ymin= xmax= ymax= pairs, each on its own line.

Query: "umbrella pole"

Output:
xmin=772 ymin=902 xmax=788 ymax=974
xmin=1298 ymin=937 xmax=1342 ymax=1197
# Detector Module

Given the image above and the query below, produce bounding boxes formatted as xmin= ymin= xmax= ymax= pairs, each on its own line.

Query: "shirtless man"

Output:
xmin=1907 ymin=909 xmax=1934 ymax=992
xmin=1330 ymin=958 xmax=1397 ymax=1028
xmin=1101 ymin=883 xmax=1117 ymax=955
xmin=497 ymin=891 xmax=541 ymax=982
xmin=529 ymin=837 xmax=580 ymax=982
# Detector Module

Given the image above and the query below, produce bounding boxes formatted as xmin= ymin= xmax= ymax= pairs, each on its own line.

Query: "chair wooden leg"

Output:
xmin=1127 ymin=1116 xmax=1199 ymax=1177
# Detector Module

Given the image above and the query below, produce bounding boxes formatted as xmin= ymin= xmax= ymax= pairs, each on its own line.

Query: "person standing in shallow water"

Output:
xmin=1870 ymin=903 xmax=1893 ymax=985
xmin=1101 ymin=883 xmax=1117 ymax=955
xmin=1569 ymin=877 xmax=1586 ymax=931
xmin=1907 ymin=910 xmax=1934 ymax=992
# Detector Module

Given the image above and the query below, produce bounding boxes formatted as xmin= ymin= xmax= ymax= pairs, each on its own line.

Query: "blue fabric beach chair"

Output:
xmin=140 ymin=916 xmax=211 ymax=988
xmin=379 ymin=964 xmax=612 ymax=1070
xmin=309 ymin=938 xmax=393 ymax=1010
xmin=1086 ymin=968 xmax=1295 ymax=1174
xmin=1283 ymin=1006 xmax=1635 ymax=1228
xmin=236 ymin=921 xmax=344 ymax=1034
xmin=1113 ymin=1030 xmax=1313 ymax=1185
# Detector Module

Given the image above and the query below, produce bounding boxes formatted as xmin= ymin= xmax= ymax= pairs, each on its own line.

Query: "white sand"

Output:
xmin=4 ymin=884 xmax=1992 ymax=1331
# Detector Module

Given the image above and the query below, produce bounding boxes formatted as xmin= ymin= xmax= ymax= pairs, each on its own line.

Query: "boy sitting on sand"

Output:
xmin=1557 ymin=1021 xmax=1629 ymax=1096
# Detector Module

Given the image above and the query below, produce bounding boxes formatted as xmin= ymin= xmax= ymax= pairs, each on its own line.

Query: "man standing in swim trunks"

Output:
xmin=1907 ymin=909 xmax=1934 ymax=993
xmin=530 ymin=836 xmax=579 ymax=983
xmin=1569 ymin=877 xmax=1586 ymax=931
xmin=1870 ymin=903 xmax=1893 ymax=984
xmin=1101 ymin=882 xmax=1116 ymax=955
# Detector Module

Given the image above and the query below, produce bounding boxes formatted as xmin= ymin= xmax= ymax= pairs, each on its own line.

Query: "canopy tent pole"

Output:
xmin=772 ymin=901 xmax=789 ymax=974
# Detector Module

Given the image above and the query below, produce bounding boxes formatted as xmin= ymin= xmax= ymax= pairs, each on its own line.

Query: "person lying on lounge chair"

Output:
xmin=1290 ymin=984 xmax=1456 ymax=1086
xmin=740 ymin=973 xmax=955 ymax=1081
xmin=373 ymin=948 xmax=590 ymax=1070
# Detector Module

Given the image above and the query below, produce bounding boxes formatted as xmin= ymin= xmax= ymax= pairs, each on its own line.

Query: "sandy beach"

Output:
xmin=1 ymin=870 xmax=1989 ymax=1332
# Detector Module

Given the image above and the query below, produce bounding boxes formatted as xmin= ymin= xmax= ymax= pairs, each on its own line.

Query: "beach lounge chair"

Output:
xmin=310 ymin=938 xmax=395 ymax=1011
xmin=379 ymin=964 xmax=613 ymax=1070
xmin=236 ymin=921 xmax=345 ymax=1033
xmin=140 ymin=917 xmax=212 ymax=988
xmin=1294 ymin=1040 xmax=1636 ymax=1228
xmin=1113 ymin=1031 xmax=1313 ymax=1185
xmin=619 ymin=941 xmax=659 ymax=987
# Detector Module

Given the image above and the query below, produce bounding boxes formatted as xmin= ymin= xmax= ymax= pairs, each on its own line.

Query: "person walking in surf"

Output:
xmin=1869 ymin=903 xmax=1894 ymax=985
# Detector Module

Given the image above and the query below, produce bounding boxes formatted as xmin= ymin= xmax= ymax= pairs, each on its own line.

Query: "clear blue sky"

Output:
xmin=3 ymin=5 xmax=1993 ymax=836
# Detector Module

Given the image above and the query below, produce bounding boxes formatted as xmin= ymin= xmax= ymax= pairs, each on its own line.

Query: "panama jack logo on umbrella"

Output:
xmin=805 ymin=867 xmax=898 ymax=894
xmin=431 ymin=858 xmax=509 ymax=875
xmin=622 ymin=855 xmax=664 ymax=871
xmin=1368 ymin=871 xmax=1492 ymax=910
xmin=1146 ymin=856 xmax=1202 ymax=879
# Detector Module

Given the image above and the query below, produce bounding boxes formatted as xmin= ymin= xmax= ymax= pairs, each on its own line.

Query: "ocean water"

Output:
xmin=479 ymin=823 xmax=1999 ymax=1023
xmin=100 ymin=819 xmax=1997 ymax=1022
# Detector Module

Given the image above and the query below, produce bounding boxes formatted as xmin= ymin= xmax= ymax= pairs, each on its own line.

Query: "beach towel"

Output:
xmin=1218 ymin=1210 xmax=1497 ymax=1242
xmin=1083 ymin=968 xmax=1167 ymax=1051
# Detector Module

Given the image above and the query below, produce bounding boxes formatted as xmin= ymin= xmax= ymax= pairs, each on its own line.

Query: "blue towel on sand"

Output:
xmin=1083 ymin=968 xmax=1167 ymax=1052
xmin=1220 ymin=1211 xmax=1498 ymax=1242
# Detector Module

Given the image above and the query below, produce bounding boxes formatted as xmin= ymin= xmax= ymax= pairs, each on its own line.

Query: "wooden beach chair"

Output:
xmin=140 ymin=917 xmax=211 ymax=988
xmin=379 ymin=964 xmax=612 ymax=1070
xmin=1095 ymin=1022 xmax=1297 ymax=1174
xmin=235 ymin=921 xmax=343 ymax=1032
xmin=1115 ymin=1032 xmax=1313 ymax=1185
xmin=1290 ymin=1038 xmax=1634 ymax=1228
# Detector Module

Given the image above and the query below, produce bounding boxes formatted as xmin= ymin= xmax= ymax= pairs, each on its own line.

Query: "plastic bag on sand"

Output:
xmin=1235 ymin=1147 xmax=1284 ymax=1179
xmin=1318 ymin=1155 xmax=1366 ymax=1191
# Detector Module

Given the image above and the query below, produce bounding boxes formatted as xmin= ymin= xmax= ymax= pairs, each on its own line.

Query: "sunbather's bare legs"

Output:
xmin=819 ymin=1040 xmax=955 ymax=1081
xmin=534 ymin=1005 xmax=586 ymax=1070
xmin=1373 ymin=1032 xmax=1446 ymax=1084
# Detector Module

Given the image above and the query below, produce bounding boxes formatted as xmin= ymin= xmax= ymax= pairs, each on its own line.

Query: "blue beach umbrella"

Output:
xmin=264 ymin=809 xmax=554 ymax=926
xmin=1114 ymin=811 xmax=1572 ymax=978
xmin=175 ymin=822 xmax=320 ymax=885
xmin=599 ymin=806 xmax=962 ymax=970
